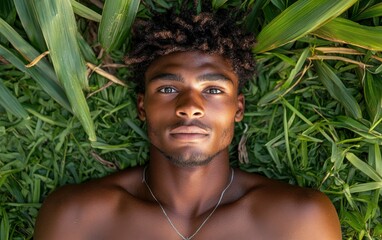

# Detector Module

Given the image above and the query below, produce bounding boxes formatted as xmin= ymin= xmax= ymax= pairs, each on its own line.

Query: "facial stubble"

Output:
xmin=147 ymin=122 xmax=234 ymax=168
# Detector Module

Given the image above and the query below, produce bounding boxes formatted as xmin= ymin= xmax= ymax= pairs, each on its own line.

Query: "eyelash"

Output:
xmin=204 ymin=87 xmax=223 ymax=94
xmin=157 ymin=86 xmax=224 ymax=94
xmin=158 ymin=86 xmax=177 ymax=93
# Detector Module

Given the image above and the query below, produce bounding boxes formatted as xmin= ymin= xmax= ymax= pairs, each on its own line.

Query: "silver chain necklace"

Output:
xmin=142 ymin=166 xmax=234 ymax=240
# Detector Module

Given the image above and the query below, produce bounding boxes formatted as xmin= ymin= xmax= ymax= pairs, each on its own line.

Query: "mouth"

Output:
xmin=170 ymin=125 xmax=209 ymax=134
xmin=169 ymin=125 xmax=210 ymax=141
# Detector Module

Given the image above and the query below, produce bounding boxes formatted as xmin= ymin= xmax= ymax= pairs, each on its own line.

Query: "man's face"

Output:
xmin=137 ymin=51 xmax=244 ymax=167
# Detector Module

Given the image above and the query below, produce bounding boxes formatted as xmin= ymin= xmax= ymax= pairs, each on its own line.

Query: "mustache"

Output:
xmin=170 ymin=120 xmax=210 ymax=131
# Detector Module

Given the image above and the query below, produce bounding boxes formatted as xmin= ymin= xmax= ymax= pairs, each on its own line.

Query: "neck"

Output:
xmin=144 ymin=149 xmax=232 ymax=218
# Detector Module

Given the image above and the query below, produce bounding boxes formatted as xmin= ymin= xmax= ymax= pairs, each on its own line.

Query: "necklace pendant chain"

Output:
xmin=142 ymin=166 xmax=234 ymax=240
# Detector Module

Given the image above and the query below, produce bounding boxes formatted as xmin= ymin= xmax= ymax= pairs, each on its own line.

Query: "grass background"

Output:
xmin=1 ymin=0 xmax=382 ymax=239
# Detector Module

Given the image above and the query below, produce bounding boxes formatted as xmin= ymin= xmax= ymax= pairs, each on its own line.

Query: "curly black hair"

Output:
xmin=125 ymin=8 xmax=256 ymax=93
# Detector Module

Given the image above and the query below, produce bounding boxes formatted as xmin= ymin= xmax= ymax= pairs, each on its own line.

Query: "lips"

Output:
xmin=169 ymin=124 xmax=210 ymax=142
xmin=170 ymin=125 xmax=209 ymax=134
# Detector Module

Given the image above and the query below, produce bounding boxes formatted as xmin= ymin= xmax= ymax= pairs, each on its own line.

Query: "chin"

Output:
xmin=165 ymin=150 xmax=222 ymax=168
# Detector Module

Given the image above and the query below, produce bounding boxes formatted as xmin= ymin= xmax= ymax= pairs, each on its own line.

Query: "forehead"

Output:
xmin=144 ymin=51 xmax=238 ymax=84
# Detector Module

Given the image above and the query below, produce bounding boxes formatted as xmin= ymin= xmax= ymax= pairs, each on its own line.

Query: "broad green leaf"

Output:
xmin=364 ymin=72 xmax=382 ymax=123
xmin=0 ymin=18 xmax=57 ymax=83
xmin=35 ymin=0 xmax=96 ymax=141
xmin=99 ymin=0 xmax=140 ymax=52
xmin=212 ymin=0 xmax=229 ymax=10
xmin=0 ymin=45 xmax=71 ymax=111
xmin=346 ymin=152 xmax=382 ymax=182
xmin=13 ymin=0 xmax=46 ymax=51
xmin=77 ymin=32 xmax=98 ymax=64
xmin=314 ymin=61 xmax=362 ymax=119
xmin=370 ymin=144 xmax=382 ymax=178
xmin=0 ymin=0 xmax=15 ymax=25
xmin=253 ymin=0 xmax=358 ymax=53
xmin=314 ymin=17 xmax=382 ymax=51
xmin=244 ymin=0 xmax=269 ymax=32
xmin=353 ymin=2 xmax=382 ymax=21
xmin=71 ymin=0 xmax=102 ymax=22
xmin=331 ymin=143 xmax=345 ymax=170
xmin=0 ymin=208 xmax=10 ymax=240
xmin=271 ymin=0 xmax=286 ymax=11
xmin=0 ymin=78 xmax=28 ymax=119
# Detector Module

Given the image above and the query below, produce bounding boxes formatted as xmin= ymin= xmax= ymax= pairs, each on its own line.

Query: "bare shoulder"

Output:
xmin=34 ymin=167 xmax=144 ymax=240
xmin=236 ymin=170 xmax=342 ymax=240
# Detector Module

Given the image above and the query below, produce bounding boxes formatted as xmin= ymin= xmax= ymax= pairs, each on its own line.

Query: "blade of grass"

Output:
xmin=212 ymin=0 xmax=229 ymax=9
xmin=13 ymin=0 xmax=46 ymax=51
xmin=314 ymin=61 xmax=362 ymax=120
xmin=349 ymin=182 xmax=382 ymax=193
xmin=253 ymin=0 xmax=358 ymax=53
xmin=0 ymin=0 xmax=15 ymax=24
xmin=364 ymin=72 xmax=382 ymax=123
xmin=0 ymin=78 xmax=28 ymax=119
xmin=71 ymin=0 xmax=102 ymax=22
xmin=370 ymin=144 xmax=382 ymax=177
xmin=0 ymin=45 xmax=71 ymax=111
xmin=244 ymin=0 xmax=269 ymax=33
xmin=346 ymin=152 xmax=382 ymax=182
xmin=0 ymin=18 xmax=58 ymax=83
xmin=333 ymin=116 xmax=382 ymax=144
xmin=283 ymin=105 xmax=294 ymax=172
xmin=35 ymin=0 xmax=96 ymax=141
xmin=353 ymin=2 xmax=382 ymax=21
xmin=99 ymin=0 xmax=140 ymax=52
xmin=0 ymin=208 xmax=10 ymax=240
xmin=313 ymin=17 xmax=382 ymax=51
xmin=258 ymin=48 xmax=310 ymax=105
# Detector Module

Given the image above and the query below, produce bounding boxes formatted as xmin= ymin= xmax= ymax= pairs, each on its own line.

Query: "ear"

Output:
xmin=235 ymin=94 xmax=245 ymax=122
xmin=137 ymin=93 xmax=146 ymax=121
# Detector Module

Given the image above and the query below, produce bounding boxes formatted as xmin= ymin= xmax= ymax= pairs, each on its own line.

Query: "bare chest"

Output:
xmin=86 ymin=203 xmax=267 ymax=240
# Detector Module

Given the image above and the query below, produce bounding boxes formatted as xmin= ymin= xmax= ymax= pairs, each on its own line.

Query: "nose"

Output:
xmin=176 ymin=90 xmax=205 ymax=119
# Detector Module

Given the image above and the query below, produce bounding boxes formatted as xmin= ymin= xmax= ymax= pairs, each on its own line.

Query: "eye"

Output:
xmin=205 ymin=88 xmax=223 ymax=94
xmin=159 ymin=86 xmax=177 ymax=93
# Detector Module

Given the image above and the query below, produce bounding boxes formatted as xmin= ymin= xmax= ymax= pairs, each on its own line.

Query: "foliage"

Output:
xmin=0 ymin=0 xmax=382 ymax=239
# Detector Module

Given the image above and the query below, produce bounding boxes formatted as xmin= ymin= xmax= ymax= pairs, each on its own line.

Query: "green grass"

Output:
xmin=1 ymin=0 xmax=382 ymax=239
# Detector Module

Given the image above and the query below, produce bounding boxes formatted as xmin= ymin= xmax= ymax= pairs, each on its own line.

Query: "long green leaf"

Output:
xmin=0 ymin=18 xmax=57 ymax=83
xmin=353 ymin=2 xmax=382 ymax=21
xmin=0 ymin=208 xmax=10 ymax=240
xmin=0 ymin=45 xmax=71 ymax=111
xmin=258 ymin=48 xmax=310 ymax=105
xmin=364 ymin=72 xmax=382 ymax=122
xmin=0 ymin=0 xmax=15 ymax=25
xmin=313 ymin=17 xmax=382 ymax=51
xmin=333 ymin=116 xmax=382 ymax=141
xmin=0 ymin=78 xmax=28 ymax=119
xmin=346 ymin=152 xmax=382 ymax=182
xmin=370 ymin=144 xmax=382 ymax=177
xmin=253 ymin=0 xmax=358 ymax=53
xmin=35 ymin=0 xmax=96 ymax=141
xmin=314 ymin=61 xmax=362 ymax=119
xmin=71 ymin=0 xmax=102 ymax=22
xmin=13 ymin=0 xmax=46 ymax=51
xmin=349 ymin=182 xmax=382 ymax=193
xmin=99 ymin=0 xmax=140 ymax=52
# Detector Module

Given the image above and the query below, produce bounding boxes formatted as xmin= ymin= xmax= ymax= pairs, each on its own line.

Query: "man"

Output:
xmin=34 ymin=8 xmax=342 ymax=240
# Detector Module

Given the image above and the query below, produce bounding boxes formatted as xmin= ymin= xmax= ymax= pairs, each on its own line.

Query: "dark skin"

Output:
xmin=34 ymin=51 xmax=342 ymax=240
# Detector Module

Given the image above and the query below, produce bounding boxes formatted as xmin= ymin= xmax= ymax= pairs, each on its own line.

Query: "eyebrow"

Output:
xmin=149 ymin=73 xmax=233 ymax=84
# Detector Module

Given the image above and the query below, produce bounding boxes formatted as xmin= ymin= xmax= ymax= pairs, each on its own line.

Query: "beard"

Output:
xmin=152 ymin=144 xmax=223 ymax=168
xmin=146 ymin=119 xmax=234 ymax=168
